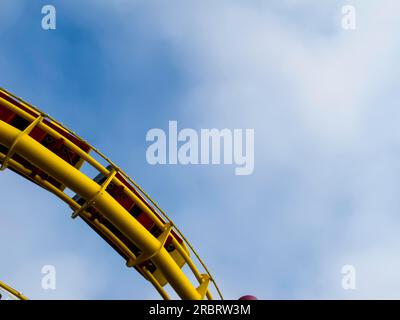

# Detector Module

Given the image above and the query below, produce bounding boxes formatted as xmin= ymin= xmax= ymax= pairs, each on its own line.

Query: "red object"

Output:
xmin=239 ymin=295 xmax=258 ymax=300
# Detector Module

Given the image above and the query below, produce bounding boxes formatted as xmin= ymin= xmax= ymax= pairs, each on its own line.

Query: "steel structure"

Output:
xmin=0 ymin=88 xmax=222 ymax=300
xmin=0 ymin=280 xmax=27 ymax=300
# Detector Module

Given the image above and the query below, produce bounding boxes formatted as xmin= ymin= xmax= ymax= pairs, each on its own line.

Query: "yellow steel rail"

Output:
xmin=0 ymin=281 xmax=28 ymax=300
xmin=0 ymin=88 xmax=223 ymax=300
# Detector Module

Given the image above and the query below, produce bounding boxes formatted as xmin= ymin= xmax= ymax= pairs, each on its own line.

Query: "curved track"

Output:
xmin=0 ymin=281 xmax=27 ymax=300
xmin=0 ymin=88 xmax=222 ymax=300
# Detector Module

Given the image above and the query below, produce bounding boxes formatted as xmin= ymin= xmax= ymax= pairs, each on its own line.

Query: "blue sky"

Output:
xmin=2 ymin=0 xmax=400 ymax=299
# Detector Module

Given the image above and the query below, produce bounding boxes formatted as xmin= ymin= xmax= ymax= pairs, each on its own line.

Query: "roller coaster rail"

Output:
xmin=0 ymin=280 xmax=28 ymax=300
xmin=0 ymin=88 xmax=223 ymax=300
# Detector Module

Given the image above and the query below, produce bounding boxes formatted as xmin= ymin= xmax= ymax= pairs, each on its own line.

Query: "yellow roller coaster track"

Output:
xmin=0 ymin=280 xmax=27 ymax=300
xmin=0 ymin=88 xmax=223 ymax=300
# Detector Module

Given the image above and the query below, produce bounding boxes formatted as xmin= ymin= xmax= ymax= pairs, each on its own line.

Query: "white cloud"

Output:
xmin=147 ymin=1 xmax=400 ymax=298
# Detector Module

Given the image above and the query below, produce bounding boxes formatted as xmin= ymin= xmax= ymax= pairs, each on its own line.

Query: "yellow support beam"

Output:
xmin=127 ymin=222 xmax=173 ymax=268
xmin=0 ymin=88 xmax=224 ymax=300
xmin=71 ymin=168 xmax=118 ymax=219
xmin=0 ymin=281 xmax=28 ymax=300
xmin=0 ymin=115 xmax=43 ymax=171
xmin=0 ymin=119 xmax=202 ymax=300
xmin=197 ymin=274 xmax=211 ymax=300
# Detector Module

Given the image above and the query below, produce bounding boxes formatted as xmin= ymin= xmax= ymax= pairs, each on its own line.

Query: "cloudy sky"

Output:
xmin=1 ymin=0 xmax=400 ymax=299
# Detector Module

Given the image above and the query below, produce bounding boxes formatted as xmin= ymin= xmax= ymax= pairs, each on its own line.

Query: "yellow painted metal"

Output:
xmin=71 ymin=168 xmax=118 ymax=219
xmin=0 ymin=93 xmax=176 ymax=232
xmin=127 ymin=222 xmax=173 ymax=268
xmin=172 ymin=237 xmax=213 ymax=300
xmin=0 ymin=120 xmax=201 ymax=300
xmin=197 ymin=274 xmax=211 ymax=300
xmin=0 ymin=88 xmax=224 ymax=300
xmin=143 ymin=267 xmax=170 ymax=300
xmin=0 ymin=281 xmax=28 ymax=300
xmin=0 ymin=115 xmax=43 ymax=171
xmin=0 ymin=153 xmax=150 ymax=279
